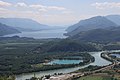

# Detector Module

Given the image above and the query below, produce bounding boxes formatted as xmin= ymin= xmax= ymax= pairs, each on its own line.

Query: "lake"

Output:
xmin=48 ymin=59 xmax=83 ymax=65
xmin=3 ymin=28 xmax=67 ymax=39
xmin=16 ymin=50 xmax=119 ymax=80
xmin=6 ymin=28 xmax=119 ymax=80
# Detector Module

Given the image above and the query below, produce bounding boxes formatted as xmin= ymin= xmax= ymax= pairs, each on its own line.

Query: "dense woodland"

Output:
xmin=0 ymin=34 xmax=120 ymax=76
xmin=0 ymin=37 xmax=96 ymax=75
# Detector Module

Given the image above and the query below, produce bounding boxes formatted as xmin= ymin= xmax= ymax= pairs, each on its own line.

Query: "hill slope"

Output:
xmin=0 ymin=23 xmax=21 ymax=36
xmin=66 ymin=16 xmax=117 ymax=36
xmin=0 ymin=18 xmax=51 ymax=31
xmin=70 ymin=27 xmax=120 ymax=42
xmin=106 ymin=15 xmax=120 ymax=25
xmin=34 ymin=39 xmax=98 ymax=53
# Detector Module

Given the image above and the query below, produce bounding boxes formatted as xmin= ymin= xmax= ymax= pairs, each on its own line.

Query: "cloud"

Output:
xmin=0 ymin=1 xmax=67 ymax=13
xmin=48 ymin=6 xmax=66 ymax=10
xmin=0 ymin=1 xmax=12 ymax=7
xmin=0 ymin=1 xmax=73 ymax=25
xmin=29 ymin=4 xmax=66 ymax=11
xmin=15 ymin=2 xmax=27 ymax=7
xmin=62 ymin=11 xmax=73 ymax=14
xmin=29 ymin=4 xmax=46 ymax=9
xmin=0 ymin=7 xmax=7 ymax=11
xmin=38 ymin=8 xmax=47 ymax=12
xmin=91 ymin=2 xmax=120 ymax=9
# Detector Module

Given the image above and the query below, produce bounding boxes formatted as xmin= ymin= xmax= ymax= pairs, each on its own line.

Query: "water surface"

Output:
xmin=110 ymin=54 xmax=120 ymax=58
xmin=3 ymin=28 xmax=67 ymax=39
xmin=16 ymin=50 xmax=115 ymax=80
xmin=48 ymin=60 xmax=82 ymax=65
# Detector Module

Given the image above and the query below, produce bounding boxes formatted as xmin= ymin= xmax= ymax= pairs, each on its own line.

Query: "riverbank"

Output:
xmin=38 ymin=63 xmax=117 ymax=80
xmin=40 ymin=50 xmax=120 ymax=80
xmin=101 ymin=51 xmax=120 ymax=62
xmin=16 ymin=51 xmax=112 ymax=80
xmin=74 ymin=52 xmax=120 ymax=80
xmin=13 ymin=52 xmax=94 ymax=75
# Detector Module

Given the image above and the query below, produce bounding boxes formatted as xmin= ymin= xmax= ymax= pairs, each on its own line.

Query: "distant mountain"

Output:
xmin=0 ymin=23 xmax=21 ymax=36
xmin=70 ymin=27 xmax=120 ymax=42
xmin=0 ymin=18 xmax=52 ymax=31
xmin=106 ymin=15 xmax=120 ymax=25
xmin=66 ymin=16 xmax=117 ymax=36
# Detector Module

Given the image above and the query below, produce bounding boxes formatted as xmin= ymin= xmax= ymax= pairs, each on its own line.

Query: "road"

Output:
xmin=43 ymin=52 xmax=120 ymax=80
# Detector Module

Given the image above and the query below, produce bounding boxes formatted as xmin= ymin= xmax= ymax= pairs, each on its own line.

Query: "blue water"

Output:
xmin=110 ymin=54 xmax=120 ymax=58
xmin=3 ymin=28 xmax=67 ymax=39
xmin=48 ymin=59 xmax=82 ymax=65
xmin=16 ymin=50 xmax=116 ymax=80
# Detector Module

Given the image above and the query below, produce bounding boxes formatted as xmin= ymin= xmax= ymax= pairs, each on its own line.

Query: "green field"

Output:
xmin=76 ymin=76 xmax=113 ymax=80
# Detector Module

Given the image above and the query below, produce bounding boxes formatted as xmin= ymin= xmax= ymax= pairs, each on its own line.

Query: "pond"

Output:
xmin=16 ymin=50 xmax=115 ymax=80
xmin=48 ymin=59 xmax=83 ymax=65
xmin=110 ymin=54 xmax=120 ymax=58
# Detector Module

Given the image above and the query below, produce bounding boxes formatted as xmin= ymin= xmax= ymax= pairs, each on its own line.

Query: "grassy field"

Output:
xmin=76 ymin=76 xmax=113 ymax=80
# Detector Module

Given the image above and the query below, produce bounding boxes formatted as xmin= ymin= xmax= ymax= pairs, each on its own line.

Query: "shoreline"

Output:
xmin=43 ymin=50 xmax=120 ymax=80
xmin=15 ymin=50 xmax=119 ymax=80
xmin=14 ymin=58 xmax=93 ymax=75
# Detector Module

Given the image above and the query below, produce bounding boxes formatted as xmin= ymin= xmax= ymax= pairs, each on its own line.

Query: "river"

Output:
xmin=16 ymin=50 xmax=120 ymax=80
xmin=5 ymin=29 xmax=119 ymax=80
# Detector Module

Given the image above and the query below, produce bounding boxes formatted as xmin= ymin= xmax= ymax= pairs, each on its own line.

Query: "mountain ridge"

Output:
xmin=0 ymin=23 xmax=21 ymax=36
xmin=0 ymin=18 xmax=53 ymax=31
xmin=66 ymin=16 xmax=117 ymax=36
xmin=69 ymin=27 xmax=120 ymax=42
xmin=106 ymin=15 xmax=120 ymax=25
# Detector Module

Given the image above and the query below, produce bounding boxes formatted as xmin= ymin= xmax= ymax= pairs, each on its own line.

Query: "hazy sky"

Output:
xmin=0 ymin=0 xmax=120 ymax=26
